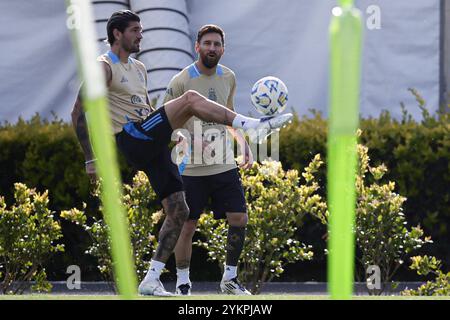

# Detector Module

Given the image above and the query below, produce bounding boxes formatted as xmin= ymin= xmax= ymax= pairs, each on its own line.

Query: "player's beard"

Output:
xmin=122 ymin=39 xmax=140 ymax=54
xmin=129 ymin=41 xmax=140 ymax=53
xmin=201 ymin=52 xmax=221 ymax=69
xmin=130 ymin=45 xmax=139 ymax=53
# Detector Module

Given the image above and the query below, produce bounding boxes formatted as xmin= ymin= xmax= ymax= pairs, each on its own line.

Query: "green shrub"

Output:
xmin=0 ymin=115 xmax=90 ymax=211
xmin=0 ymin=114 xmax=135 ymax=281
xmin=61 ymin=172 xmax=161 ymax=284
xmin=359 ymin=90 xmax=449 ymax=257
xmin=0 ymin=114 xmax=135 ymax=211
xmin=354 ymin=142 xmax=432 ymax=294
xmin=195 ymin=156 xmax=328 ymax=294
xmin=401 ymin=255 xmax=450 ymax=296
xmin=279 ymin=110 xmax=327 ymax=174
xmin=1 ymin=91 xmax=447 ymax=282
xmin=194 ymin=138 xmax=431 ymax=294
xmin=0 ymin=183 xmax=64 ymax=294
xmin=279 ymin=95 xmax=449 ymax=271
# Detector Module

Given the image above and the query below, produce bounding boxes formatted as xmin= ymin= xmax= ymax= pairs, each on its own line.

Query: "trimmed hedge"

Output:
xmin=0 ymin=115 xmax=135 ymax=211
xmin=0 ymin=116 xmax=89 ymax=211
xmin=0 ymin=103 xmax=448 ymax=280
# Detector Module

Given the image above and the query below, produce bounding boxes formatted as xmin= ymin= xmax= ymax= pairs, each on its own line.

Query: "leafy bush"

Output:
xmin=195 ymin=157 xmax=328 ymax=294
xmin=0 ymin=114 xmax=135 ymax=280
xmin=354 ymin=142 xmax=432 ymax=294
xmin=61 ymin=172 xmax=162 ymax=284
xmin=401 ymin=255 xmax=450 ymax=296
xmin=195 ymin=137 xmax=431 ymax=294
xmin=1 ymin=91 xmax=447 ymax=282
xmin=0 ymin=183 xmax=64 ymax=294
xmin=279 ymin=95 xmax=449 ymax=274
xmin=359 ymin=90 xmax=449 ymax=266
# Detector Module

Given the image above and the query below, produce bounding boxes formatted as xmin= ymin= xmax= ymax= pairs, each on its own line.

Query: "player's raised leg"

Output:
xmin=163 ymin=90 xmax=293 ymax=141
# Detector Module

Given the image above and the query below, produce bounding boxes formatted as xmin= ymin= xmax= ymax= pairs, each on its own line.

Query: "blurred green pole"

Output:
xmin=327 ymin=1 xmax=362 ymax=299
xmin=65 ymin=0 xmax=137 ymax=299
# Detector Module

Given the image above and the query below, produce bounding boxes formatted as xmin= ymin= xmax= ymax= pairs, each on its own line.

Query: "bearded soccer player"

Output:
xmin=71 ymin=10 xmax=292 ymax=296
xmin=165 ymin=25 xmax=252 ymax=295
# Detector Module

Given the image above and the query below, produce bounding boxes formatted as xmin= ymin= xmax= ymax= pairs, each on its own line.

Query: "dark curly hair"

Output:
xmin=106 ymin=10 xmax=140 ymax=46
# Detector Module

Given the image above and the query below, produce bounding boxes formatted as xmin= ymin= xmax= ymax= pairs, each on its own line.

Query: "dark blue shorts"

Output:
xmin=182 ymin=168 xmax=247 ymax=220
xmin=115 ymin=107 xmax=184 ymax=201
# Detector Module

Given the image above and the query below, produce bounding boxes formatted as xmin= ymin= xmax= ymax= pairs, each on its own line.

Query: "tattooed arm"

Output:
xmin=71 ymin=62 xmax=112 ymax=178
xmin=71 ymin=95 xmax=94 ymax=160
xmin=71 ymin=93 xmax=97 ymax=179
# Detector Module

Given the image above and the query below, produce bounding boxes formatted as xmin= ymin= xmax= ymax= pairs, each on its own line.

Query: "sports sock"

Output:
xmin=223 ymin=226 xmax=246 ymax=280
xmin=176 ymin=267 xmax=191 ymax=287
xmin=223 ymin=265 xmax=238 ymax=281
xmin=226 ymin=226 xmax=246 ymax=265
xmin=144 ymin=259 xmax=165 ymax=280
xmin=232 ymin=114 xmax=260 ymax=130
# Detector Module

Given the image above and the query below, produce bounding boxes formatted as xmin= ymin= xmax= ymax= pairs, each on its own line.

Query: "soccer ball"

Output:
xmin=250 ymin=76 xmax=288 ymax=116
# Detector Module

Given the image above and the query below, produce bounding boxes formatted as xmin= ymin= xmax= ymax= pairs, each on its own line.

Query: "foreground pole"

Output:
xmin=65 ymin=0 xmax=137 ymax=299
xmin=327 ymin=1 xmax=363 ymax=300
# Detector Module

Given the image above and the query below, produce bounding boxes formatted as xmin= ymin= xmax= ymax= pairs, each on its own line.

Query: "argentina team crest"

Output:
xmin=208 ymin=88 xmax=217 ymax=101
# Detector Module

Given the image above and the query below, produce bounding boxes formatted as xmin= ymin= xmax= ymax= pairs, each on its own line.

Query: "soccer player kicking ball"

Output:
xmin=71 ymin=10 xmax=292 ymax=296
xmin=165 ymin=25 xmax=253 ymax=296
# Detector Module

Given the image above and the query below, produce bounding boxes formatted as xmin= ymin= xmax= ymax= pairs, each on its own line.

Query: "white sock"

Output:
xmin=222 ymin=265 xmax=238 ymax=281
xmin=232 ymin=114 xmax=260 ymax=130
xmin=145 ymin=259 xmax=165 ymax=280
xmin=176 ymin=267 xmax=191 ymax=287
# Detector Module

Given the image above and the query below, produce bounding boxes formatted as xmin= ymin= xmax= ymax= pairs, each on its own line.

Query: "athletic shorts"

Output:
xmin=182 ymin=168 xmax=247 ymax=220
xmin=115 ymin=106 xmax=184 ymax=201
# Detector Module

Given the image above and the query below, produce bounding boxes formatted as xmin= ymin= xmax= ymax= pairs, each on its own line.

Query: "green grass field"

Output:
xmin=0 ymin=294 xmax=448 ymax=300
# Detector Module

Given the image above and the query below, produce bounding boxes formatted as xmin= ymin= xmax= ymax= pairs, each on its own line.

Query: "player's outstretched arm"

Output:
xmin=71 ymin=62 xmax=112 ymax=178
xmin=71 ymin=94 xmax=94 ymax=162
xmin=71 ymin=94 xmax=97 ymax=179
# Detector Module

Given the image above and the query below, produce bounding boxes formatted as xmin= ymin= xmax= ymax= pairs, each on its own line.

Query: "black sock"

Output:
xmin=226 ymin=226 xmax=246 ymax=266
